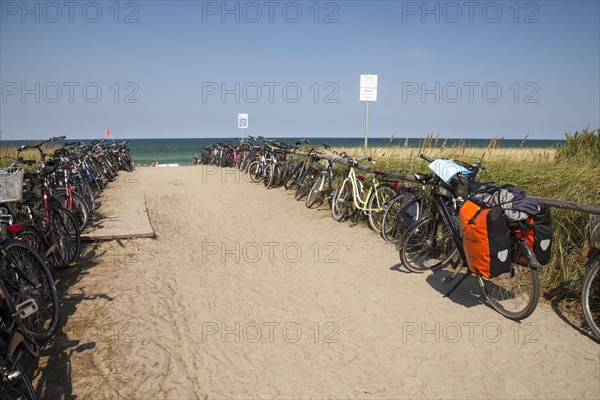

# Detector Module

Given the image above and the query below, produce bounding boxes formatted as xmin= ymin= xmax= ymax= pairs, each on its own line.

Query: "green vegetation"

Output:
xmin=0 ymin=142 xmax=59 ymax=168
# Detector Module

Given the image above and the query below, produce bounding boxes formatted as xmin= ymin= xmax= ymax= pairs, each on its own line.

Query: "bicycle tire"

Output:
xmin=263 ymin=164 xmax=272 ymax=188
xmin=283 ymin=171 xmax=296 ymax=190
xmin=53 ymin=191 xmax=90 ymax=232
xmin=267 ymin=164 xmax=282 ymax=189
xmin=0 ymin=239 xmax=60 ymax=341
xmin=477 ymin=241 xmax=541 ymax=320
xmin=79 ymin=181 xmax=96 ymax=212
xmin=366 ymin=184 xmax=397 ymax=233
xmin=583 ymin=257 xmax=600 ymax=338
xmin=283 ymin=161 xmax=301 ymax=190
xmin=399 ymin=214 xmax=458 ymax=273
xmin=247 ymin=161 xmax=262 ymax=183
xmin=294 ymin=172 xmax=312 ymax=201
xmin=306 ymin=176 xmax=326 ymax=209
xmin=50 ymin=207 xmax=81 ymax=267
xmin=0 ymin=353 xmax=38 ymax=400
xmin=15 ymin=226 xmax=46 ymax=259
xmin=331 ymin=179 xmax=353 ymax=222
xmin=380 ymin=192 xmax=421 ymax=244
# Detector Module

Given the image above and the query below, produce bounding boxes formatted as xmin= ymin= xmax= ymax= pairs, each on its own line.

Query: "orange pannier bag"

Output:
xmin=459 ymin=200 xmax=512 ymax=278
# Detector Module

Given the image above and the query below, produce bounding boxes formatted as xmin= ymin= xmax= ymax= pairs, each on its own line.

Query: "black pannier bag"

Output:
xmin=527 ymin=205 xmax=552 ymax=265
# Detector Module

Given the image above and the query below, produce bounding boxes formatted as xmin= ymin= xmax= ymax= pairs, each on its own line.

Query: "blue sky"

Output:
xmin=1 ymin=0 xmax=599 ymax=140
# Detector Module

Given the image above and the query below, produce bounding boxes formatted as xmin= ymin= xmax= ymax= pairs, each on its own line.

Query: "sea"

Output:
xmin=1 ymin=137 xmax=564 ymax=166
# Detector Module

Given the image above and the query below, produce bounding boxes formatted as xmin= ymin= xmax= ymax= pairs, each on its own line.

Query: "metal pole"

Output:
xmin=364 ymin=101 xmax=369 ymax=157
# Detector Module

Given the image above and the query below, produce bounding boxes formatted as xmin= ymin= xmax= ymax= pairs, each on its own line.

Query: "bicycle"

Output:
xmin=331 ymin=155 xmax=397 ymax=233
xmin=0 ymin=278 xmax=40 ymax=399
xmin=582 ymin=239 xmax=600 ymax=338
xmin=398 ymin=154 xmax=541 ymax=320
xmin=12 ymin=163 xmax=81 ymax=270
xmin=263 ymin=142 xmax=290 ymax=189
xmin=18 ymin=139 xmax=90 ymax=232
xmin=0 ymin=166 xmax=59 ymax=342
xmin=380 ymin=174 xmax=431 ymax=244
xmin=305 ymin=145 xmax=340 ymax=209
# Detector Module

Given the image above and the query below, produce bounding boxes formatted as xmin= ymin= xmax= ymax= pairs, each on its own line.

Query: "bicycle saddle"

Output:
xmin=414 ymin=173 xmax=434 ymax=184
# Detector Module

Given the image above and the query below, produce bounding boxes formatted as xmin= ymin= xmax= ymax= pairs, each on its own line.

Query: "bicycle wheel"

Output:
xmin=247 ymin=161 xmax=262 ymax=183
xmin=477 ymin=242 xmax=540 ymax=320
xmin=263 ymin=164 xmax=272 ymax=188
xmin=53 ymin=191 xmax=90 ymax=232
xmin=306 ymin=175 xmax=326 ymax=209
xmin=273 ymin=164 xmax=283 ymax=188
xmin=399 ymin=214 xmax=458 ymax=273
xmin=266 ymin=164 xmax=282 ymax=189
xmin=331 ymin=179 xmax=353 ymax=222
xmin=583 ymin=257 xmax=600 ymax=338
xmin=15 ymin=226 xmax=46 ymax=259
xmin=294 ymin=172 xmax=312 ymax=201
xmin=0 ymin=354 xmax=38 ymax=400
xmin=366 ymin=185 xmax=397 ymax=233
xmin=381 ymin=192 xmax=420 ymax=244
xmin=50 ymin=208 xmax=81 ymax=267
xmin=78 ymin=181 xmax=96 ymax=212
xmin=0 ymin=240 xmax=60 ymax=341
xmin=283 ymin=161 xmax=300 ymax=190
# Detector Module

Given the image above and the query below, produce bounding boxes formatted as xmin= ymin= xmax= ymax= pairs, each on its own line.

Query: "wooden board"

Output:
xmin=81 ymin=176 xmax=155 ymax=241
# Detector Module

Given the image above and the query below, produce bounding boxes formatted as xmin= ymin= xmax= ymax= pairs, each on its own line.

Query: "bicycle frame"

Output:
xmin=428 ymin=190 xmax=465 ymax=274
xmin=344 ymin=167 xmax=384 ymax=212
xmin=315 ymin=158 xmax=336 ymax=195
xmin=426 ymin=187 xmax=538 ymax=298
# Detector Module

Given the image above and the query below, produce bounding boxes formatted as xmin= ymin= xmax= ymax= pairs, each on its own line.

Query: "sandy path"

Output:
xmin=34 ymin=166 xmax=599 ymax=399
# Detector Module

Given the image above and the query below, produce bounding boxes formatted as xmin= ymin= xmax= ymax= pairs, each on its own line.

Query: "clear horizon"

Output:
xmin=0 ymin=135 xmax=567 ymax=142
xmin=1 ymin=1 xmax=599 ymax=140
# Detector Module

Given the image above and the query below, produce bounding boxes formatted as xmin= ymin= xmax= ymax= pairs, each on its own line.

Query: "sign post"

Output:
xmin=237 ymin=113 xmax=248 ymax=137
xmin=359 ymin=74 xmax=378 ymax=157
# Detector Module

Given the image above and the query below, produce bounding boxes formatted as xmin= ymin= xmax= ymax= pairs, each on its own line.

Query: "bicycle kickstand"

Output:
xmin=444 ymin=269 xmax=471 ymax=298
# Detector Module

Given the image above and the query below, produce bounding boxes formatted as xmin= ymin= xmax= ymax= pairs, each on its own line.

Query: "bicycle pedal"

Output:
xmin=16 ymin=299 xmax=38 ymax=319
xmin=441 ymin=276 xmax=454 ymax=284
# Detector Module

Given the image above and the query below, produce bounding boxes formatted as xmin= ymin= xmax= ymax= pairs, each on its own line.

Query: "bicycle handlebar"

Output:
xmin=420 ymin=154 xmax=434 ymax=163
xmin=6 ymin=159 xmax=37 ymax=168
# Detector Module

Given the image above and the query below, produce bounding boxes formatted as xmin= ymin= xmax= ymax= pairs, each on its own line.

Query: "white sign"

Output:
xmin=360 ymin=74 xmax=378 ymax=102
xmin=237 ymin=113 xmax=248 ymax=129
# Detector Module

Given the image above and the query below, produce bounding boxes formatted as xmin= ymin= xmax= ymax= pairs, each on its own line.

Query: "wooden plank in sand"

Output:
xmin=81 ymin=177 xmax=155 ymax=241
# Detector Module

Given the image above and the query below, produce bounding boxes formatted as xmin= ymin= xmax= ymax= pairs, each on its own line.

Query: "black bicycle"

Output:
xmin=399 ymin=154 xmax=541 ymax=320
xmin=0 ymin=277 xmax=40 ymax=399
xmin=305 ymin=145 xmax=341 ymax=209
xmin=582 ymin=243 xmax=600 ymax=338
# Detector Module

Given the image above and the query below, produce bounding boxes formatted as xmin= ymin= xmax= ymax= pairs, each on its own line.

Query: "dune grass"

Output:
xmin=0 ymin=143 xmax=59 ymax=167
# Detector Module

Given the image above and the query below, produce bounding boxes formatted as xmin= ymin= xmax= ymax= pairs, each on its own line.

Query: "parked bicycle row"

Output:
xmin=0 ymin=137 xmax=133 ymax=399
xmin=195 ymin=137 xmax=598 ymax=337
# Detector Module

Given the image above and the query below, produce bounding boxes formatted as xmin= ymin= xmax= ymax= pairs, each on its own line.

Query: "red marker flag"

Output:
xmin=106 ymin=128 xmax=110 ymax=137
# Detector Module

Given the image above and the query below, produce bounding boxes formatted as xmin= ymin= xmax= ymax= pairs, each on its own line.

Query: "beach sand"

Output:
xmin=33 ymin=166 xmax=600 ymax=399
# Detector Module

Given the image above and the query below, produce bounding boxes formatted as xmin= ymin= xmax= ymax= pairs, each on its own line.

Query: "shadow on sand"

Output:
xmin=24 ymin=242 xmax=114 ymax=399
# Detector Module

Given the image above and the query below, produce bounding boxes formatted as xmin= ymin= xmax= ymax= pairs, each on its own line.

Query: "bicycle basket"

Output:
xmin=0 ymin=168 xmax=24 ymax=202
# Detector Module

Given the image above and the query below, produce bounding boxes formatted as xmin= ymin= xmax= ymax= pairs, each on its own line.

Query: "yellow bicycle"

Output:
xmin=331 ymin=155 xmax=397 ymax=233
